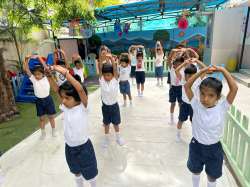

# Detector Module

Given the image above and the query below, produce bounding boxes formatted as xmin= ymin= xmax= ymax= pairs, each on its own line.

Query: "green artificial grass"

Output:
xmin=0 ymin=87 xmax=99 ymax=154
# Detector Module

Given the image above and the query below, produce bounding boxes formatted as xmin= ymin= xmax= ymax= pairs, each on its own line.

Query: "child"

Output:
xmin=45 ymin=65 xmax=98 ymax=187
xmin=174 ymin=58 xmax=207 ymax=143
xmin=155 ymin=41 xmax=164 ymax=86
xmin=25 ymin=55 xmax=57 ymax=140
xmin=118 ymin=53 xmax=132 ymax=109
xmin=72 ymin=54 xmax=84 ymax=83
xmin=134 ymin=45 xmax=146 ymax=97
xmin=99 ymin=51 xmax=125 ymax=148
xmin=128 ymin=45 xmax=137 ymax=85
xmin=185 ymin=65 xmax=238 ymax=187
xmin=53 ymin=49 xmax=69 ymax=86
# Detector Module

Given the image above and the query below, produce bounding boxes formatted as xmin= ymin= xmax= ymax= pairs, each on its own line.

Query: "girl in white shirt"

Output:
xmin=118 ymin=53 xmax=132 ymax=108
xmin=45 ymin=65 xmax=98 ymax=187
xmin=128 ymin=45 xmax=137 ymax=85
xmin=184 ymin=65 xmax=238 ymax=187
xmin=72 ymin=54 xmax=84 ymax=83
xmin=155 ymin=41 xmax=164 ymax=86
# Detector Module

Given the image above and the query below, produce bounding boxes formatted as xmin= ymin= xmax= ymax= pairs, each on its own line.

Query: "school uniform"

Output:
xmin=73 ymin=67 xmax=84 ymax=83
xmin=179 ymin=77 xmax=201 ymax=122
xmin=30 ymin=75 xmax=56 ymax=117
xmin=169 ymin=65 xmax=184 ymax=103
xmin=155 ymin=54 xmax=164 ymax=78
xmin=100 ymin=77 xmax=121 ymax=125
xmin=187 ymin=96 xmax=231 ymax=179
xmin=56 ymin=68 xmax=69 ymax=86
xmin=60 ymin=102 xmax=98 ymax=180
xmin=135 ymin=49 xmax=146 ymax=84
xmin=130 ymin=53 xmax=136 ymax=77
xmin=119 ymin=64 xmax=131 ymax=95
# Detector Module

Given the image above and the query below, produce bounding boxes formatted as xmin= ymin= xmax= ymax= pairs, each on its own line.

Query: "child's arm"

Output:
xmin=211 ymin=65 xmax=238 ymax=105
xmin=107 ymin=54 xmax=118 ymax=81
xmin=193 ymin=58 xmax=207 ymax=79
xmin=139 ymin=45 xmax=146 ymax=60
xmin=187 ymin=48 xmax=199 ymax=59
xmin=72 ymin=56 xmax=76 ymax=68
xmin=60 ymin=50 xmax=68 ymax=69
xmin=30 ymin=55 xmax=47 ymax=69
xmin=53 ymin=49 xmax=60 ymax=65
xmin=175 ymin=60 xmax=190 ymax=80
xmin=53 ymin=65 xmax=88 ymax=107
xmin=128 ymin=46 xmax=132 ymax=55
xmin=127 ymin=53 xmax=132 ymax=66
xmin=99 ymin=51 xmax=105 ymax=79
xmin=158 ymin=42 xmax=163 ymax=55
xmin=167 ymin=50 xmax=176 ymax=70
xmin=74 ymin=54 xmax=83 ymax=68
xmin=24 ymin=55 xmax=32 ymax=78
xmin=99 ymin=45 xmax=103 ymax=62
xmin=185 ymin=67 xmax=210 ymax=101
xmin=155 ymin=42 xmax=158 ymax=54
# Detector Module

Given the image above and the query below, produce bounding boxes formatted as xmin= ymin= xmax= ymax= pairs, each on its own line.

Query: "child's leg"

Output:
xmin=47 ymin=115 xmax=58 ymax=137
xmin=39 ymin=115 xmax=46 ymax=140
xmin=113 ymin=125 xmax=124 ymax=146
xmin=175 ymin=120 xmax=183 ymax=143
xmin=192 ymin=173 xmax=201 ymax=187
xmin=137 ymin=84 xmax=141 ymax=96
xmin=207 ymin=175 xmax=216 ymax=187
xmin=120 ymin=93 xmax=127 ymax=107
xmin=140 ymin=84 xmax=144 ymax=97
xmin=102 ymin=124 xmax=110 ymax=148
xmin=168 ymin=102 xmax=175 ymax=125
xmin=156 ymin=77 xmax=159 ymax=85
xmin=75 ymin=174 xmax=84 ymax=187
xmin=128 ymin=94 xmax=132 ymax=108
xmin=161 ymin=77 xmax=163 ymax=86
xmin=89 ymin=176 xmax=98 ymax=187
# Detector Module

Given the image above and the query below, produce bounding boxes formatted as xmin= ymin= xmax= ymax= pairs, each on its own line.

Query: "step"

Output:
xmin=23 ymin=87 xmax=34 ymax=92
xmin=230 ymin=72 xmax=250 ymax=87
xmin=239 ymin=69 xmax=250 ymax=78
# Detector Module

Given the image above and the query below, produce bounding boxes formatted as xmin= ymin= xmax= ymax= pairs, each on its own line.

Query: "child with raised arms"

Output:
xmin=155 ymin=41 xmax=164 ymax=86
xmin=72 ymin=54 xmax=84 ymax=83
xmin=174 ymin=58 xmax=207 ymax=143
xmin=99 ymin=51 xmax=125 ymax=148
xmin=118 ymin=53 xmax=132 ymax=108
xmin=25 ymin=55 xmax=57 ymax=140
xmin=184 ymin=65 xmax=238 ymax=187
xmin=53 ymin=49 xmax=69 ymax=86
xmin=45 ymin=65 xmax=98 ymax=187
xmin=128 ymin=45 xmax=137 ymax=85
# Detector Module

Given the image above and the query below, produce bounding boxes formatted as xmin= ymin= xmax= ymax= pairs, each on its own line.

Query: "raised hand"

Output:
xmin=30 ymin=55 xmax=39 ymax=59
xmin=53 ymin=65 xmax=67 ymax=74
xmin=105 ymin=53 xmax=113 ymax=58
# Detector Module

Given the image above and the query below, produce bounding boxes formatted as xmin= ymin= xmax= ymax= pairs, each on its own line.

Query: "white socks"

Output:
xmin=0 ymin=169 xmax=4 ymax=185
xmin=116 ymin=132 xmax=125 ymax=146
xmin=39 ymin=129 xmax=46 ymax=140
xmin=175 ymin=129 xmax=181 ymax=143
xmin=90 ymin=176 xmax=97 ymax=187
xmin=120 ymin=100 xmax=127 ymax=107
xmin=161 ymin=81 xmax=163 ymax=86
xmin=168 ymin=113 xmax=174 ymax=125
xmin=140 ymin=91 xmax=143 ymax=97
xmin=128 ymin=100 xmax=132 ymax=109
xmin=102 ymin=134 xmax=109 ymax=148
xmin=132 ymin=79 xmax=135 ymax=85
xmin=52 ymin=128 xmax=58 ymax=137
xmin=156 ymin=81 xmax=159 ymax=85
xmin=75 ymin=175 xmax=84 ymax=187
xmin=137 ymin=89 xmax=140 ymax=97
xmin=207 ymin=180 xmax=216 ymax=187
xmin=192 ymin=174 xmax=200 ymax=187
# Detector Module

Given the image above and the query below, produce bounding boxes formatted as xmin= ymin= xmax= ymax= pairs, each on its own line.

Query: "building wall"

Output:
xmin=0 ymin=30 xmax=55 ymax=73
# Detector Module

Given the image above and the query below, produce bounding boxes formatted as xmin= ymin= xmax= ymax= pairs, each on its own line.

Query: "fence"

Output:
xmin=220 ymin=95 xmax=250 ymax=187
xmin=10 ymin=74 xmax=24 ymax=97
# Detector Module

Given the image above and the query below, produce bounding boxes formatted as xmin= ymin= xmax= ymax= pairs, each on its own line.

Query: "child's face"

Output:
xmin=58 ymin=64 xmax=66 ymax=68
xmin=132 ymin=50 xmax=135 ymax=55
xmin=120 ymin=61 xmax=128 ymax=68
xmin=173 ymin=61 xmax=182 ymax=69
xmin=157 ymin=50 xmax=161 ymax=55
xmin=200 ymin=86 xmax=221 ymax=108
xmin=75 ymin=63 xmax=81 ymax=70
xmin=103 ymin=72 xmax=113 ymax=82
xmin=60 ymin=91 xmax=79 ymax=109
xmin=185 ymin=73 xmax=195 ymax=82
xmin=137 ymin=56 xmax=143 ymax=62
xmin=33 ymin=71 xmax=44 ymax=80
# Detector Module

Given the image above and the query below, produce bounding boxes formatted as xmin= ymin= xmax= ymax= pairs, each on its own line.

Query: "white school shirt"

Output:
xmin=59 ymin=102 xmax=90 ymax=147
xmin=181 ymin=77 xmax=202 ymax=104
xmin=56 ymin=69 xmax=69 ymax=86
xmin=170 ymin=65 xmax=184 ymax=86
xmin=191 ymin=96 xmax=231 ymax=145
xmin=119 ymin=64 xmax=131 ymax=81
xmin=135 ymin=49 xmax=146 ymax=72
xmin=73 ymin=67 xmax=84 ymax=83
xmin=130 ymin=53 xmax=136 ymax=66
xmin=99 ymin=77 xmax=118 ymax=105
xmin=29 ymin=75 xmax=50 ymax=98
xmin=155 ymin=54 xmax=164 ymax=67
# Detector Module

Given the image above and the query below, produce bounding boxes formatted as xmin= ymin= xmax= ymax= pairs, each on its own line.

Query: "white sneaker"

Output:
xmin=52 ymin=129 xmax=58 ymax=137
xmin=140 ymin=94 xmax=143 ymax=97
xmin=160 ymin=84 xmax=163 ymax=87
xmin=168 ymin=120 xmax=174 ymax=125
xmin=39 ymin=133 xmax=46 ymax=140
xmin=128 ymin=105 xmax=133 ymax=109
xmin=175 ymin=135 xmax=180 ymax=143
xmin=120 ymin=103 xmax=127 ymax=107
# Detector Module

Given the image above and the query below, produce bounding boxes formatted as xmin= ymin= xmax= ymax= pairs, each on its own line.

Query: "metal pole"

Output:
xmin=239 ymin=6 xmax=250 ymax=71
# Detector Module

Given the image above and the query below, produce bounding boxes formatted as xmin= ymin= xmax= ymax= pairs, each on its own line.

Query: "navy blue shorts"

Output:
xmin=155 ymin=66 xmax=163 ymax=78
xmin=131 ymin=66 xmax=136 ymax=77
xmin=102 ymin=102 xmax=121 ymax=125
xmin=35 ymin=95 xmax=56 ymax=117
xmin=169 ymin=86 xmax=182 ymax=103
xmin=167 ymin=72 xmax=171 ymax=84
xmin=135 ymin=71 xmax=145 ymax=84
xmin=119 ymin=81 xmax=131 ymax=95
xmin=179 ymin=102 xmax=193 ymax=122
xmin=65 ymin=139 xmax=98 ymax=180
xmin=187 ymin=138 xmax=223 ymax=180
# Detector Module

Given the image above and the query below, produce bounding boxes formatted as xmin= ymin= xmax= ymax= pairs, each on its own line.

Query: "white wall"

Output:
xmin=210 ymin=7 xmax=243 ymax=68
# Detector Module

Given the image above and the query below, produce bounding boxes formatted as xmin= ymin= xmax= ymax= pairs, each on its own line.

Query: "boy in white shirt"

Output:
xmin=25 ymin=55 xmax=57 ymax=140
xmin=72 ymin=54 xmax=84 ymax=83
xmin=53 ymin=49 xmax=69 ymax=86
xmin=128 ymin=45 xmax=137 ymax=85
xmin=155 ymin=41 xmax=164 ymax=86
xmin=118 ymin=53 xmax=132 ymax=108
xmin=99 ymin=51 xmax=125 ymax=148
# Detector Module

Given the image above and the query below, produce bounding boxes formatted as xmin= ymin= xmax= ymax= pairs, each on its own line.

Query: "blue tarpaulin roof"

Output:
xmin=94 ymin=0 xmax=228 ymax=22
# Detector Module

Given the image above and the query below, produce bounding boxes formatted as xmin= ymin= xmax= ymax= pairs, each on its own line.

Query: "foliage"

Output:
xmin=90 ymin=34 xmax=102 ymax=46
xmin=153 ymin=30 xmax=170 ymax=42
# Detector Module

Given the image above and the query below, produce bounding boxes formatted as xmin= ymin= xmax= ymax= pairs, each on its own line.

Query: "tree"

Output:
xmin=0 ymin=48 xmax=20 ymax=124
xmin=90 ymin=34 xmax=102 ymax=46
xmin=153 ymin=30 xmax=170 ymax=47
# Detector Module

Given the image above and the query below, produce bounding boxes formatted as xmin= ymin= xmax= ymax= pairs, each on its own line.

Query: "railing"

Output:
xmin=144 ymin=56 xmax=169 ymax=75
xmin=10 ymin=74 xmax=24 ymax=97
xmin=220 ymin=95 xmax=250 ymax=187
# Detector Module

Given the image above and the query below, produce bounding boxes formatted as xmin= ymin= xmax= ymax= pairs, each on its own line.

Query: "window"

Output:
xmin=206 ymin=15 xmax=213 ymax=48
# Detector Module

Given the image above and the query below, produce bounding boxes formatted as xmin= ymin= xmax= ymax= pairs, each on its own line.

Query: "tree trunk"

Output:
xmin=0 ymin=48 xmax=20 ymax=124
xmin=160 ymin=40 xmax=164 ymax=48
